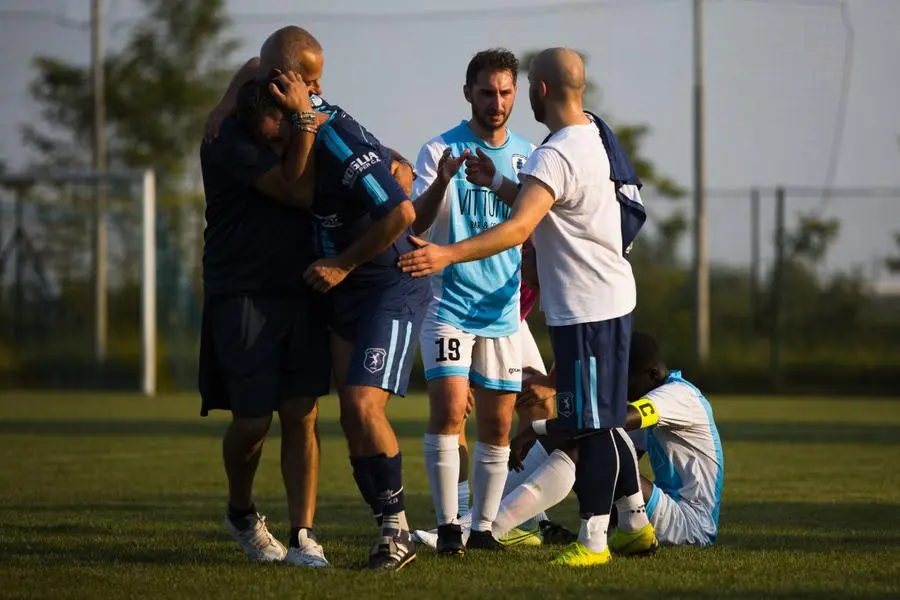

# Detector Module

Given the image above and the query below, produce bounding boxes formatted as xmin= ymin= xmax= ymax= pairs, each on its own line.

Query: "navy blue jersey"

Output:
xmin=200 ymin=116 xmax=312 ymax=296
xmin=309 ymin=99 xmax=417 ymax=287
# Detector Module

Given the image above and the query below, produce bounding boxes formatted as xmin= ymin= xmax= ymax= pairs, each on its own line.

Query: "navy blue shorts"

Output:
xmin=198 ymin=292 xmax=332 ymax=418
xmin=549 ymin=313 xmax=633 ymax=431
xmin=331 ymin=275 xmax=430 ymax=396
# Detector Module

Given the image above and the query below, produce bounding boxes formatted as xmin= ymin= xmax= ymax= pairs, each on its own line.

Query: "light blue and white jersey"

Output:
xmin=637 ymin=371 xmax=724 ymax=544
xmin=412 ymin=121 xmax=535 ymax=337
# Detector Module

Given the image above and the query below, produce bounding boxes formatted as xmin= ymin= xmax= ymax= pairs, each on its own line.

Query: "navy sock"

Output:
xmin=574 ymin=431 xmax=617 ymax=518
xmin=351 ymin=455 xmax=383 ymax=527
xmin=373 ymin=452 xmax=405 ymax=519
xmin=227 ymin=502 xmax=256 ymax=527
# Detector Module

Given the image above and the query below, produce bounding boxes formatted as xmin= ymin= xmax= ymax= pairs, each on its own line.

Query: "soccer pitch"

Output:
xmin=1 ymin=392 xmax=898 ymax=600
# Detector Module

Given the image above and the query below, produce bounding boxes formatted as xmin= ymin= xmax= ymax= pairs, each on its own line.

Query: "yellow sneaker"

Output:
xmin=608 ymin=523 xmax=659 ymax=557
xmin=499 ymin=526 xmax=543 ymax=547
xmin=549 ymin=542 xmax=612 ymax=567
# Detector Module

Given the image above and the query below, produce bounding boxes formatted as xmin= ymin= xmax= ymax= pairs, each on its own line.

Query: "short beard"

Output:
xmin=471 ymin=110 xmax=509 ymax=133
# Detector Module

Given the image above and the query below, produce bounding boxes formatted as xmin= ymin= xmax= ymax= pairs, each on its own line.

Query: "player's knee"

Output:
xmin=475 ymin=410 xmax=514 ymax=445
xmin=228 ymin=415 xmax=272 ymax=445
xmin=339 ymin=392 xmax=383 ymax=434
xmin=278 ymin=397 xmax=318 ymax=434
xmin=427 ymin=400 xmax=467 ymax=434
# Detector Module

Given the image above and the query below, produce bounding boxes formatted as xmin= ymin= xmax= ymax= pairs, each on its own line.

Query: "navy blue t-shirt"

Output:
xmin=309 ymin=100 xmax=419 ymax=288
xmin=200 ymin=116 xmax=313 ymax=296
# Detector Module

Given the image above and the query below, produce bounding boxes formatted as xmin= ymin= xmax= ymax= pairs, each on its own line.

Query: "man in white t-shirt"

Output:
xmin=399 ymin=47 xmax=657 ymax=566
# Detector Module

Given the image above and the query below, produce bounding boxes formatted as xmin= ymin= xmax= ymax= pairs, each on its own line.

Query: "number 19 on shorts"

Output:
xmin=435 ymin=337 xmax=461 ymax=362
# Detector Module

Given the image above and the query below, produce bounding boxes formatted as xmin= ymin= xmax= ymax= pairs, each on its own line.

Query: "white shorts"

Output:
xmin=520 ymin=318 xmax=547 ymax=377
xmin=421 ymin=302 xmax=523 ymax=392
xmin=646 ymin=485 xmax=715 ymax=547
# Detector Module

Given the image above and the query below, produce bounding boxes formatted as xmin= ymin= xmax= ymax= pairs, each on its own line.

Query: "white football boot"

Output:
xmin=225 ymin=511 xmax=287 ymax=562
xmin=283 ymin=529 xmax=331 ymax=568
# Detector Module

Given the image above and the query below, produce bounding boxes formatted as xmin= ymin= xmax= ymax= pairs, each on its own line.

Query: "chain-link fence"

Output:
xmin=2 ymin=177 xmax=898 ymax=394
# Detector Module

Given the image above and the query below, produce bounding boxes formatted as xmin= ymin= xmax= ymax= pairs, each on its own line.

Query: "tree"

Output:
xmin=886 ymin=232 xmax=900 ymax=274
xmin=784 ymin=213 xmax=840 ymax=271
xmin=23 ymin=0 xmax=239 ymax=191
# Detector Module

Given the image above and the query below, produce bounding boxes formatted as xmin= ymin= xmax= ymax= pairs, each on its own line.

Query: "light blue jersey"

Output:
xmin=640 ymin=371 xmax=724 ymax=544
xmin=412 ymin=121 xmax=535 ymax=337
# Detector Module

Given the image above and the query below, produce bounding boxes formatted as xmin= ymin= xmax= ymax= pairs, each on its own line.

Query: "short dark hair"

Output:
xmin=236 ymin=79 xmax=282 ymax=137
xmin=465 ymin=48 xmax=519 ymax=88
xmin=629 ymin=331 xmax=663 ymax=376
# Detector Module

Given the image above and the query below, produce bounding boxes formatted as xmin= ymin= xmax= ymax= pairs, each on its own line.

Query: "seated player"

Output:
xmin=621 ymin=331 xmax=724 ymax=546
xmin=489 ymin=330 xmax=724 ymax=548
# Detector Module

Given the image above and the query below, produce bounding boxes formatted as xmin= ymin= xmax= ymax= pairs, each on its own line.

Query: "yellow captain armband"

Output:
xmin=629 ymin=397 xmax=659 ymax=429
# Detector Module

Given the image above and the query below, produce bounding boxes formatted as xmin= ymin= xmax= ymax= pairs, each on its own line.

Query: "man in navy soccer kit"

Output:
xmin=304 ymin=96 xmax=431 ymax=571
xmin=237 ymin=62 xmax=430 ymax=569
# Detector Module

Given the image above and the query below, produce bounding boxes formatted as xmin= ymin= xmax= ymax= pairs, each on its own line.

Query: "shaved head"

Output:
xmin=530 ymin=47 xmax=585 ymax=96
xmin=260 ymin=26 xmax=321 ymax=73
xmin=527 ymin=47 xmax=586 ymax=124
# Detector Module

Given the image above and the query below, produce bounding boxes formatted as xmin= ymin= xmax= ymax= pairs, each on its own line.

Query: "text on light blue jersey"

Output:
xmin=414 ymin=121 xmax=535 ymax=337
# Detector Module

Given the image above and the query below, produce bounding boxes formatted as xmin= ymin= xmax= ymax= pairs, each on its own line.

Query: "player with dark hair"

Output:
xmin=410 ymin=47 xmax=537 ymax=555
xmin=399 ymin=47 xmax=655 ymax=566
xmin=236 ymin=53 xmax=429 ymax=571
xmin=620 ymin=331 xmax=724 ymax=546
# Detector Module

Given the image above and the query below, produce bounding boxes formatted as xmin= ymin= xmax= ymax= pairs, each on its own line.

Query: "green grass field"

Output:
xmin=1 ymin=392 xmax=899 ymax=600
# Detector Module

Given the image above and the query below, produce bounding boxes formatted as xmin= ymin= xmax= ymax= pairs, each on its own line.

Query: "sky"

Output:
xmin=0 ymin=0 xmax=898 ymax=280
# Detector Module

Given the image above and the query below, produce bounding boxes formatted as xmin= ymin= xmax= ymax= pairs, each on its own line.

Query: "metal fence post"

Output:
xmin=771 ymin=187 xmax=786 ymax=391
xmin=750 ymin=188 xmax=760 ymax=329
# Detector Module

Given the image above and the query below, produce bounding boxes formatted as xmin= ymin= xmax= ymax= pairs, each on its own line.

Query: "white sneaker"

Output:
xmin=283 ymin=530 xmax=330 ymax=568
xmin=225 ymin=511 xmax=287 ymax=562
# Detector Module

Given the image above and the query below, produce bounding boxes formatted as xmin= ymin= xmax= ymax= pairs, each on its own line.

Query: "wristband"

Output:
xmin=531 ymin=419 xmax=548 ymax=436
xmin=289 ymin=111 xmax=317 ymax=127
xmin=490 ymin=170 xmax=503 ymax=192
xmin=629 ymin=397 xmax=659 ymax=429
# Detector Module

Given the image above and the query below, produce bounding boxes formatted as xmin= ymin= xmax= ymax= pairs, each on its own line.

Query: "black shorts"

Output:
xmin=198 ymin=292 xmax=331 ymax=418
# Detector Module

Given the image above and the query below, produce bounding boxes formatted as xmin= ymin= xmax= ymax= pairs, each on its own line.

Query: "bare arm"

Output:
xmin=339 ymin=200 xmax=416 ymax=271
xmin=399 ymin=176 xmax=554 ymax=277
xmin=412 ymin=175 xmax=451 ymax=235
xmin=254 ymin=72 xmax=318 ymax=207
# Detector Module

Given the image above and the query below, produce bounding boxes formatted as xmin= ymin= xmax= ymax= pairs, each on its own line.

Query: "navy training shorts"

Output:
xmin=198 ymin=292 xmax=331 ymax=418
xmin=549 ymin=313 xmax=633 ymax=432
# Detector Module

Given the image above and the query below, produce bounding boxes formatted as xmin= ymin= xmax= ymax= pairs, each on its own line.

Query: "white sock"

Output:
xmin=613 ymin=428 xmax=650 ymax=532
xmin=579 ymin=514 xmax=611 ymax=553
xmin=492 ymin=450 xmax=576 ymax=539
xmin=502 ymin=440 xmax=548 ymax=496
xmin=614 ymin=492 xmax=649 ymax=532
xmin=423 ymin=433 xmax=460 ymax=525
xmin=381 ymin=510 xmax=409 ymax=533
xmin=471 ymin=442 xmax=510 ymax=532
xmin=537 ymin=511 xmax=549 ymax=522
xmin=457 ymin=480 xmax=470 ymax=515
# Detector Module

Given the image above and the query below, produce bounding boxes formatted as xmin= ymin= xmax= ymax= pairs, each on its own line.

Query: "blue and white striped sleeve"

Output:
xmin=318 ymin=116 xmax=409 ymax=219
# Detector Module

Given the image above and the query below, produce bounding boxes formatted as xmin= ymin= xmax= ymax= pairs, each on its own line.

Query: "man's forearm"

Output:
xmin=338 ymin=201 xmax=415 ymax=271
xmin=447 ymin=219 xmax=530 ymax=265
xmin=281 ymin=126 xmax=317 ymax=207
xmin=411 ymin=178 xmax=449 ymax=235
xmin=495 ymin=177 xmax=520 ymax=208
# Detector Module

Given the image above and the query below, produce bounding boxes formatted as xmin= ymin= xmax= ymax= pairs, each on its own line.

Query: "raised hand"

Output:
xmin=437 ymin=148 xmax=470 ymax=185
xmin=268 ymin=70 xmax=313 ymax=114
xmin=464 ymin=147 xmax=497 ymax=188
